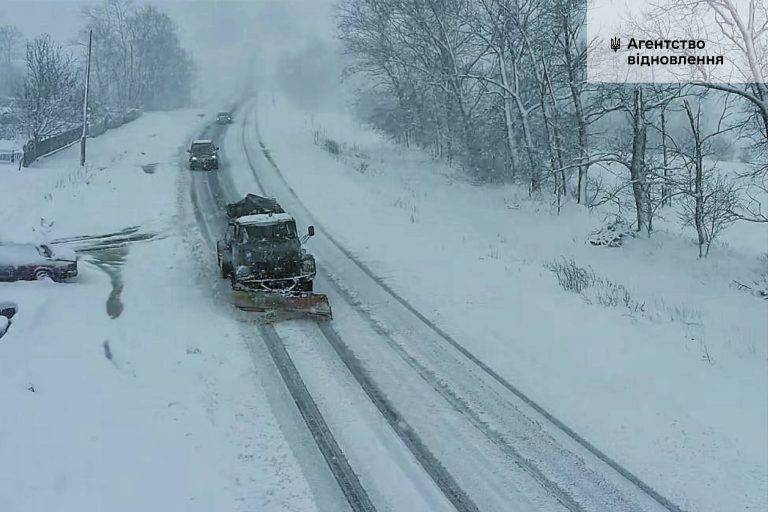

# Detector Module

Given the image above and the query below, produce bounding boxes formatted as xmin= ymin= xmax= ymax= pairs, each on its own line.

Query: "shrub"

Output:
xmin=544 ymin=258 xmax=705 ymax=324
xmin=544 ymin=258 xmax=594 ymax=294
xmin=546 ymin=258 xmax=646 ymax=313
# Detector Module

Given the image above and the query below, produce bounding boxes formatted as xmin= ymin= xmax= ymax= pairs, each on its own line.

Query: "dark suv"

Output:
xmin=188 ymin=139 xmax=219 ymax=170
xmin=216 ymin=112 xmax=233 ymax=124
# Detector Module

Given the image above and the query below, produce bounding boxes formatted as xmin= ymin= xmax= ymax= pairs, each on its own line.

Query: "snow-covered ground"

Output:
xmin=1 ymin=91 xmax=765 ymax=511
xmin=253 ymin=91 xmax=768 ymax=512
xmin=0 ymin=110 xmax=331 ymax=511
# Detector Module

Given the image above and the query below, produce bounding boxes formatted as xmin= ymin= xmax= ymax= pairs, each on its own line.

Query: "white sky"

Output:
xmin=0 ymin=0 xmax=343 ymax=105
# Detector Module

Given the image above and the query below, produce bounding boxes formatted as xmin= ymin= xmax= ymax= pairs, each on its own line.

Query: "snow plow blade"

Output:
xmin=233 ymin=290 xmax=332 ymax=320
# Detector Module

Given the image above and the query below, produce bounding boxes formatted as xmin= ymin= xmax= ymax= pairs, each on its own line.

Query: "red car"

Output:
xmin=0 ymin=243 xmax=78 ymax=282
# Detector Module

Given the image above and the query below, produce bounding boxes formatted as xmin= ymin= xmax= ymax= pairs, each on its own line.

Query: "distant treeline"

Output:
xmin=0 ymin=0 xmax=194 ymax=145
xmin=338 ymin=0 xmax=768 ymax=256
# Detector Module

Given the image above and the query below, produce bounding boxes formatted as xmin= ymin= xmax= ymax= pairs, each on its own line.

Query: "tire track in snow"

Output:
xmin=315 ymin=321 xmax=482 ymax=512
xmin=316 ymin=267 xmax=591 ymax=512
xmin=257 ymin=324 xmax=377 ymax=512
xmin=189 ymin=110 xmax=377 ymax=512
xmin=241 ymin=104 xmax=484 ymax=512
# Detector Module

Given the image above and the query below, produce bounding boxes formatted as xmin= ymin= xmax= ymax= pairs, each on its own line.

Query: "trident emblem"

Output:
xmin=610 ymin=37 xmax=621 ymax=52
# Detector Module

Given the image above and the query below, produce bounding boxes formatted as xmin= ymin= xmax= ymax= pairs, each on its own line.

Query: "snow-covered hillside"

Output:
xmin=253 ymin=91 xmax=768 ymax=512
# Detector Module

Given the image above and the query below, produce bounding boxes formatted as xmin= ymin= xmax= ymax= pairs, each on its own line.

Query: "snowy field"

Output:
xmin=253 ymin=91 xmax=768 ymax=512
xmin=0 ymin=93 xmax=764 ymax=511
xmin=0 ymin=110 xmax=327 ymax=511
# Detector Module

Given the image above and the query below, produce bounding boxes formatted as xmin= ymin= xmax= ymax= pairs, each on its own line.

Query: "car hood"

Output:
xmin=51 ymin=246 xmax=77 ymax=262
xmin=0 ymin=244 xmax=76 ymax=266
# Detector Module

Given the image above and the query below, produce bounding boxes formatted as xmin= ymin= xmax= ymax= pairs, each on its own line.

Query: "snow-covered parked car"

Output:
xmin=0 ymin=301 xmax=17 ymax=338
xmin=0 ymin=243 xmax=78 ymax=282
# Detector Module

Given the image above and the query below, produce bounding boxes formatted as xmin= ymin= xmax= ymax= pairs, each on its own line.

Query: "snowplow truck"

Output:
xmin=217 ymin=194 xmax=331 ymax=319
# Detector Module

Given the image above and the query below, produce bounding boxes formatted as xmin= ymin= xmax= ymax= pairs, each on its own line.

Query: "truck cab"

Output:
xmin=188 ymin=139 xmax=219 ymax=170
xmin=217 ymin=195 xmax=316 ymax=293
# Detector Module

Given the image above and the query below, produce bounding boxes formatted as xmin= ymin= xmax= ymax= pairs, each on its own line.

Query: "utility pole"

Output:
xmin=80 ymin=30 xmax=92 ymax=167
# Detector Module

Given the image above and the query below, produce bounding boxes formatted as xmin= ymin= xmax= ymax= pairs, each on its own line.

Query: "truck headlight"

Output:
xmin=191 ymin=156 xmax=198 ymax=161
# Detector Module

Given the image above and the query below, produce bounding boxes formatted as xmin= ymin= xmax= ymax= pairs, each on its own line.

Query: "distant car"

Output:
xmin=188 ymin=139 xmax=219 ymax=170
xmin=0 ymin=243 xmax=78 ymax=282
xmin=216 ymin=112 xmax=233 ymax=124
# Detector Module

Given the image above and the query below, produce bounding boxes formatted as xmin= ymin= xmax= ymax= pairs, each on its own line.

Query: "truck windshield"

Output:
xmin=242 ymin=222 xmax=297 ymax=242
xmin=191 ymin=143 xmax=213 ymax=154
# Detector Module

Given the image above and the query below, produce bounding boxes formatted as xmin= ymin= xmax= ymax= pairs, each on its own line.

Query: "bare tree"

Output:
xmin=339 ymin=0 xmax=489 ymax=175
xmin=0 ymin=24 xmax=22 ymax=67
xmin=572 ymin=83 xmax=685 ymax=234
xmin=129 ymin=5 xmax=194 ymax=109
xmin=340 ymin=0 xmax=602 ymax=202
xmin=80 ymin=0 xmax=193 ymax=111
xmin=550 ymin=0 xmax=590 ymax=203
xmin=661 ymin=97 xmax=742 ymax=256
xmin=0 ymin=24 xmax=23 ymax=96
xmin=81 ymin=0 xmax=134 ymax=108
xmin=643 ymin=0 xmax=767 ymax=136
xmin=695 ymin=0 xmax=767 ymax=136
xmin=462 ymin=0 xmax=546 ymax=189
xmin=20 ymin=34 xmax=80 ymax=143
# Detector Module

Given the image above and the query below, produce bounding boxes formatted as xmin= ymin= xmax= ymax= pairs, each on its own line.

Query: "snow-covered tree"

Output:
xmin=80 ymin=0 xmax=194 ymax=111
xmin=19 ymin=34 xmax=80 ymax=143
xmin=0 ymin=23 xmax=23 ymax=96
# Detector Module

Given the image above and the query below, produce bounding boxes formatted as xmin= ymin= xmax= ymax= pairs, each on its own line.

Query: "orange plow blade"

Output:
xmin=233 ymin=290 xmax=332 ymax=320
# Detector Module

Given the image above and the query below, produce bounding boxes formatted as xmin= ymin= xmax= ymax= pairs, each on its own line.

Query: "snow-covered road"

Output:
xmin=191 ymin=107 xmax=471 ymax=512
xmin=190 ymin=96 xmax=693 ymax=512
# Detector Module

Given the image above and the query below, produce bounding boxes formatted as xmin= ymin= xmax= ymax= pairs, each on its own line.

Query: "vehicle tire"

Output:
xmin=34 ymin=268 xmax=53 ymax=281
xmin=219 ymin=260 xmax=230 ymax=279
